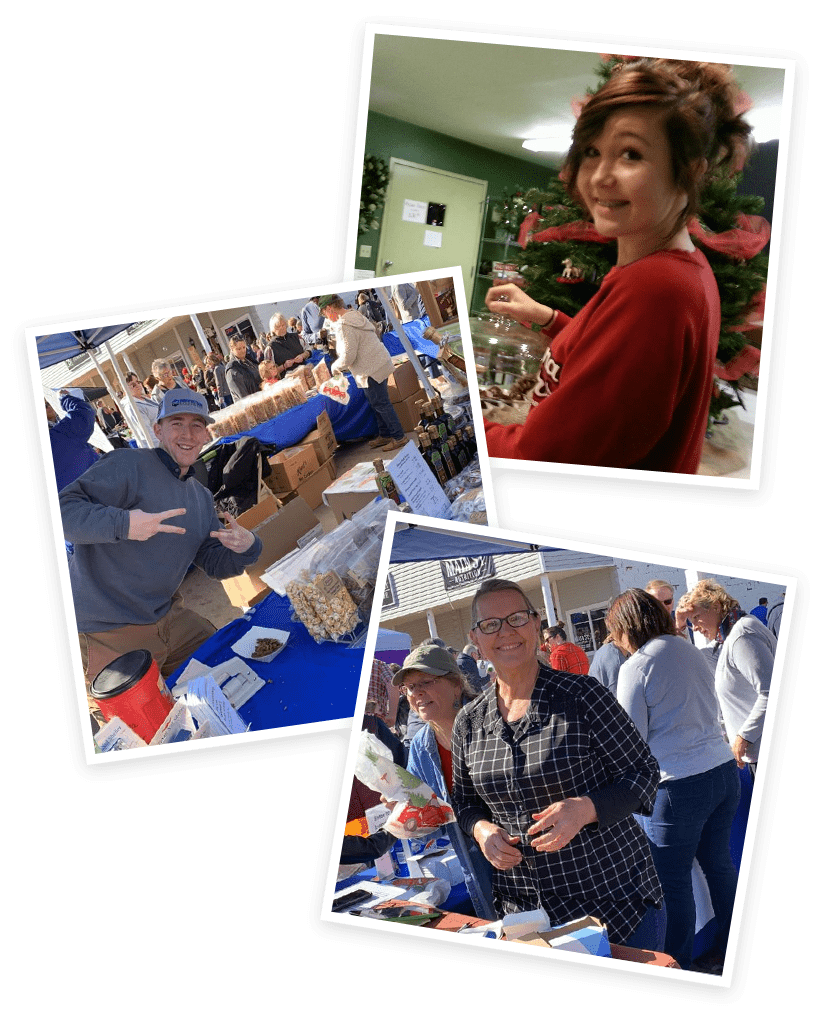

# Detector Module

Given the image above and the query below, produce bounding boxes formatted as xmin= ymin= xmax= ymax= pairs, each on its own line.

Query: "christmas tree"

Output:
xmin=498 ymin=56 xmax=770 ymax=422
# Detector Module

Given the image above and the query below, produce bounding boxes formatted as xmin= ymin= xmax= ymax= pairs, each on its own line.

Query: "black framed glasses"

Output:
xmin=473 ymin=609 xmax=537 ymax=635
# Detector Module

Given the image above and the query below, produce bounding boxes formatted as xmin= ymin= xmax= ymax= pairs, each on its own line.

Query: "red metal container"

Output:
xmin=90 ymin=649 xmax=175 ymax=743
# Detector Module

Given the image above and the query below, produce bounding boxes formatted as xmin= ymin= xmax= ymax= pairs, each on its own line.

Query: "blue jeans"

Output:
xmin=364 ymin=376 xmax=404 ymax=441
xmin=623 ymin=902 xmax=667 ymax=954
xmin=643 ymin=759 xmax=740 ymax=969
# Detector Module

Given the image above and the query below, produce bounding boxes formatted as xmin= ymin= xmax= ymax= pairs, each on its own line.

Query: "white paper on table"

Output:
xmin=181 ymin=675 xmax=247 ymax=735
xmin=170 ymin=658 xmax=215 ymax=698
xmin=402 ymin=198 xmax=427 ymax=223
xmin=95 ymin=717 xmax=146 ymax=753
xmin=424 ymin=230 xmax=443 ymax=248
xmin=172 ymin=655 xmax=267 ymax=710
xmin=387 ymin=442 xmax=452 ymax=519
xmin=333 ymin=879 xmax=403 ymax=912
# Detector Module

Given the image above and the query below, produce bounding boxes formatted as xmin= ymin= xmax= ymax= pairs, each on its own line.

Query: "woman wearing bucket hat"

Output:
xmin=318 ymin=294 xmax=407 ymax=453
xmin=451 ymin=578 xmax=665 ymax=949
xmin=394 ymin=641 xmax=495 ymax=919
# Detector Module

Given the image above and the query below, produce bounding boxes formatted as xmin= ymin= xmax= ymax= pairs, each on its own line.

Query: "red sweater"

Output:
xmin=484 ymin=248 xmax=719 ymax=474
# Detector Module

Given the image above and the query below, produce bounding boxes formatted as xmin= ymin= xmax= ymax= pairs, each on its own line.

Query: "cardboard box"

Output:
xmin=391 ymin=386 xmax=428 ymax=433
xmin=387 ymin=358 xmax=421 ymax=403
xmin=508 ymin=915 xmax=612 ymax=958
xmin=220 ymin=494 xmax=320 ymax=608
xmin=274 ymin=457 xmax=336 ymax=512
xmin=267 ymin=443 xmax=319 ymax=491
xmin=303 ymin=410 xmax=338 ymax=465
xmin=322 ymin=460 xmax=382 ymax=524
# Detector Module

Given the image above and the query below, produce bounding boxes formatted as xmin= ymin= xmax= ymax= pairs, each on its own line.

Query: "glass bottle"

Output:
xmin=372 ymin=459 xmax=402 ymax=504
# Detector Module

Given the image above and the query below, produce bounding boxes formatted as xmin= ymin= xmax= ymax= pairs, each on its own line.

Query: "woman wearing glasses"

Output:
xmin=677 ymin=579 xmax=776 ymax=776
xmin=393 ymin=641 xmax=496 ymax=919
xmin=452 ymin=578 xmax=665 ymax=949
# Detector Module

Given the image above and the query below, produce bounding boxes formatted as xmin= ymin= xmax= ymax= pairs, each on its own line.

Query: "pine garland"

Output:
xmin=359 ymin=155 xmax=390 ymax=235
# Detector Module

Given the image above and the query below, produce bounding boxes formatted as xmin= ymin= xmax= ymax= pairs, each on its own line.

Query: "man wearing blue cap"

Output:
xmin=60 ymin=388 xmax=263 ymax=728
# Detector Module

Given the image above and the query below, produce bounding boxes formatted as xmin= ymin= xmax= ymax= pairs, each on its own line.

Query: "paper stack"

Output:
xmin=180 ymin=675 xmax=248 ymax=735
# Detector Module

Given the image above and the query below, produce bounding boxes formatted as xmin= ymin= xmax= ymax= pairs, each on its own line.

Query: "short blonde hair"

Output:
xmin=645 ymin=579 xmax=673 ymax=595
xmin=683 ymin=578 xmax=740 ymax=615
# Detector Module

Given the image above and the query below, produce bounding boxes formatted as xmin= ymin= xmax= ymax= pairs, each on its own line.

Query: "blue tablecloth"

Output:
xmin=165 ymin=590 xmax=364 ymax=731
xmin=218 ymin=388 xmax=377 ymax=452
xmin=381 ymin=317 xmax=439 ymax=358
xmin=213 ymin=321 xmax=439 ymax=453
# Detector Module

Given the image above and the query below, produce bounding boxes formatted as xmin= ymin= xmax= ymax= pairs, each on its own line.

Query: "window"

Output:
xmin=567 ymin=603 xmax=609 ymax=654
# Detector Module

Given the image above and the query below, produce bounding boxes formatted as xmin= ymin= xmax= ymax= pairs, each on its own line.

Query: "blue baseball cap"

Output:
xmin=156 ymin=387 xmax=214 ymax=425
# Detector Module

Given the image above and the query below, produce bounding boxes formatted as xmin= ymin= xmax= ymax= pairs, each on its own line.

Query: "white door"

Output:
xmin=375 ymin=159 xmax=487 ymax=308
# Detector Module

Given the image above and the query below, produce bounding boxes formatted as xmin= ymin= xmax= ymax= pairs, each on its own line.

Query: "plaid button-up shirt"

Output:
xmin=550 ymin=641 xmax=590 ymax=675
xmin=452 ymin=663 xmax=662 ymax=943
xmin=366 ymin=659 xmax=394 ymax=721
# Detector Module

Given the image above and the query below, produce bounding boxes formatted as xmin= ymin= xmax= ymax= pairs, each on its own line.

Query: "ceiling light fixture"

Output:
xmin=522 ymin=132 xmax=573 ymax=154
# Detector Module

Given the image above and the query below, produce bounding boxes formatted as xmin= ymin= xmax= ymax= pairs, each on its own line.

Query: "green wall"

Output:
xmin=356 ymin=111 xmax=555 ymax=273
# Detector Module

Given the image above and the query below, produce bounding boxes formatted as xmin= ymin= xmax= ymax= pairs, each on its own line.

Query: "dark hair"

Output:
xmin=606 ymin=588 xmax=676 ymax=652
xmin=470 ymin=577 xmax=537 ymax=630
xmin=563 ymin=58 xmax=753 ymax=239
xmin=546 ymin=625 xmax=566 ymax=642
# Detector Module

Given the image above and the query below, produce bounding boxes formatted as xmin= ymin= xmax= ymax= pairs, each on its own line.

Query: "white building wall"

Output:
xmin=615 ymin=560 xmax=786 ymax=615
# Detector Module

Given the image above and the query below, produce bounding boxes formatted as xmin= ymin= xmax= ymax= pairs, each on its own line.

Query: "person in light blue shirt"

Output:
xmin=608 ymin=588 xmax=739 ymax=972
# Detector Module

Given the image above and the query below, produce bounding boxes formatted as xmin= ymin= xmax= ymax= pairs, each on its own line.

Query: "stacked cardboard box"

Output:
xmin=303 ymin=410 xmax=338 ymax=465
xmin=267 ymin=443 xmax=319 ymax=492
xmin=273 ymin=457 xmax=337 ymax=511
xmin=221 ymin=495 xmax=321 ymax=608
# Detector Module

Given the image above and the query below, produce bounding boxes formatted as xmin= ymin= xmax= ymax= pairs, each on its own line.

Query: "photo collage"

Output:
xmin=17 ymin=16 xmax=805 ymax=1012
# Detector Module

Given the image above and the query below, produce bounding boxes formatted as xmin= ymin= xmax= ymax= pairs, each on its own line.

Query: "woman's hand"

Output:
xmin=485 ymin=282 xmax=555 ymax=327
xmin=473 ymin=820 xmax=523 ymax=870
xmin=525 ymin=797 xmax=597 ymax=853
xmin=732 ymin=735 xmax=751 ymax=769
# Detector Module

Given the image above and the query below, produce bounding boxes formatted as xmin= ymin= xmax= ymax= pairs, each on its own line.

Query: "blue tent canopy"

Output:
xmin=36 ymin=324 xmax=136 ymax=370
xmin=389 ymin=525 xmax=560 ymax=563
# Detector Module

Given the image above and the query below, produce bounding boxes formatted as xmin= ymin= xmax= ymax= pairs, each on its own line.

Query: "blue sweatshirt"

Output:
xmin=60 ymin=447 xmax=262 ymax=632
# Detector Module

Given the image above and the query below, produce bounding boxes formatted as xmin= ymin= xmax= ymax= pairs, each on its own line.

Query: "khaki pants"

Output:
xmin=80 ymin=593 xmax=215 ymax=729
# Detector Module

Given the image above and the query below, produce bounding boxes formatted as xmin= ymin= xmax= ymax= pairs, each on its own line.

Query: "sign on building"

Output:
xmin=440 ymin=556 xmax=495 ymax=591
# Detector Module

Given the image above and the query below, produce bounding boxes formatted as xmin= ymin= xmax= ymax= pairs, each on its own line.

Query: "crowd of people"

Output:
xmin=349 ymin=571 xmax=779 ymax=974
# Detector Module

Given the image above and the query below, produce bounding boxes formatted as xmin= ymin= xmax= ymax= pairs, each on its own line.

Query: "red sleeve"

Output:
xmin=484 ymin=259 xmax=711 ymax=468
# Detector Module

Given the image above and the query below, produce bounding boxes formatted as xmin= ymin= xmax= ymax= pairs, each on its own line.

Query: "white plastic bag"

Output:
xmin=319 ymin=372 xmax=350 ymax=405
xmin=354 ymin=731 xmax=456 ymax=839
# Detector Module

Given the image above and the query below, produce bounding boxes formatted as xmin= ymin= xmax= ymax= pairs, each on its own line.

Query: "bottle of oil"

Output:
xmin=372 ymin=459 xmax=402 ymax=504
xmin=418 ymin=429 xmax=449 ymax=487
xmin=428 ymin=423 xmax=458 ymax=478
xmin=448 ymin=434 xmax=468 ymax=471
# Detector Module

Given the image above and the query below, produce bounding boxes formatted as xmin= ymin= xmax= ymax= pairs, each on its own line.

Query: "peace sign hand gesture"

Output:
xmin=210 ymin=511 xmax=255 ymax=553
xmin=127 ymin=507 xmax=187 ymax=541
